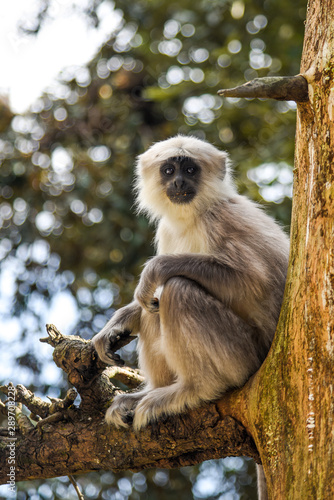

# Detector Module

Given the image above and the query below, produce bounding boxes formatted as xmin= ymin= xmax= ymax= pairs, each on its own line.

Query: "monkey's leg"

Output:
xmin=133 ymin=276 xmax=261 ymax=431
xmin=106 ymin=311 xmax=175 ymax=428
xmin=137 ymin=309 xmax=175 ymax=387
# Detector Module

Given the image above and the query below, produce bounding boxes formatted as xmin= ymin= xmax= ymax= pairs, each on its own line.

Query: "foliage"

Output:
xmin=0 ymin=0 xmax=305 ymax=498
xmin=11 ymin=460 xmax=257 ymax=500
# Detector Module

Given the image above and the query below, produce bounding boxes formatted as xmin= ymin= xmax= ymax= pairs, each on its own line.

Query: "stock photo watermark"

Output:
xmin=6 ymin=383 xmax=17 ymax=497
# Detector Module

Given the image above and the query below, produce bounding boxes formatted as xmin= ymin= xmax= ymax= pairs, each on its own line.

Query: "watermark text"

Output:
xmin=6 ymin=383 xmax=16 ymax=497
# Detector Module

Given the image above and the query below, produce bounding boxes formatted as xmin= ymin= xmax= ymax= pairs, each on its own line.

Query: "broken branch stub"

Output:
xmin=218 ymin=75 xmax=309 ymax=102
xmin=38 ymin=324 xmax=141 ymax=410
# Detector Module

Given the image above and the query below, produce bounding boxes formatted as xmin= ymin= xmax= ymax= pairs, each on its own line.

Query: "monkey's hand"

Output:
xmin=92 ymin=325 xmax=132 ymax=366
xmin=134 ymin=259 xmax=162 ymax=313
xmin=92 ymin=302 xmax=141 ymax=365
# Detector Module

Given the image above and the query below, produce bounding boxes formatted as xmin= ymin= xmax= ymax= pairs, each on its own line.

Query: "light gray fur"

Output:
xmin=93 ymin=136 xmax=289 ymax=496
xmin=257 ymin=464 xmax=269 ymax=500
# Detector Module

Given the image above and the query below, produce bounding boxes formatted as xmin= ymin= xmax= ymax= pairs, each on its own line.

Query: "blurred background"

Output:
xmin=0 ymin=0 xmax=305 ymax=498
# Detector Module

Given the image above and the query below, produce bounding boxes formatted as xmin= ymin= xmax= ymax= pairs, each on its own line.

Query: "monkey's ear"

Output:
xmin=219 ymin=152 xmax=235 ymax=190
xmin=217 ymin=151 xmax=228 ymax=178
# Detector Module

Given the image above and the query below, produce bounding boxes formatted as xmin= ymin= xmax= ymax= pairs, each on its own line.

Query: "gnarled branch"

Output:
xmin=0 ymin=325 xmax=259 ymax=484
xmin=218 ymin=75 xmax=309 ymax=102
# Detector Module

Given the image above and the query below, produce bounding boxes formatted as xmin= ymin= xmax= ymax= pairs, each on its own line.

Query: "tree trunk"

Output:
xmin=1 ymin=0 xmax=334 ymax=497
xmin=234 ymin=0 xmax=334 ymax=497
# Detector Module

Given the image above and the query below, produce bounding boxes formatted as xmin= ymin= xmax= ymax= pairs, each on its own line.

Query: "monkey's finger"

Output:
xmin=106 ymin=352 xmax=125 ymax=366
xmin=108 ymin=329 xmax=133 ymax=351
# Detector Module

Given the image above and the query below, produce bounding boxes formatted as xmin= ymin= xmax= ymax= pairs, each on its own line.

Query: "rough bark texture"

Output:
xmin=0 ymin=326 xmax=259 ymax=484
xmin=226 ymin=0 xmax=334 ymax=498
xmin=0 ymin=402 xmax=258 ymax=482
xmin=1 ymin=0 xmax=333 ymax=496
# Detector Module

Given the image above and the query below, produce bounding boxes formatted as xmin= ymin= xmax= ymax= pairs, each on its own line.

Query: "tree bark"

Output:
xmin=217 ymin=75 xmax=309 ymax=102
xmin=228 ymin=0 xmax=334 ymax=497
xmin=0 ymin=402 xmax=259 ymax=482
xmin=0 ymin=327 xmax=259 ymax=483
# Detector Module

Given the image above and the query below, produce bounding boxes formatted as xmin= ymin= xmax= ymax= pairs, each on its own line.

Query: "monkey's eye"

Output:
xmin=186 ymin=166 xmax=196 ymax=175
xmin=164 ymin=166 xmax=174 ymax=176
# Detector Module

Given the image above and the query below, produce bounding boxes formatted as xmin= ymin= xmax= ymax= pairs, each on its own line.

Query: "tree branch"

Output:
xmin=218 ymin=75 xmax=309 ymax=102
xmin=0 ymin=325 xmax=259 ymax=484
xmin=0 ymin=393 xmax=259 ymax=483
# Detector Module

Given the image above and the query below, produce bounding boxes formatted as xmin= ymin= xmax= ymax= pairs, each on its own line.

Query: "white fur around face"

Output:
xmin=134 ymin=135 xmax=236 ymax=224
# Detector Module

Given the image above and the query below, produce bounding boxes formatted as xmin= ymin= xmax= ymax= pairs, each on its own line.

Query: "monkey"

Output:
xmin=93 ymin=134 xmax=289 ymax=434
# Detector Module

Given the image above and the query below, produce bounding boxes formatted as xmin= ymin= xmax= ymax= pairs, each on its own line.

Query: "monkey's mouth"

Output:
xmin=167 ymin=191 xmax=196 ymax=204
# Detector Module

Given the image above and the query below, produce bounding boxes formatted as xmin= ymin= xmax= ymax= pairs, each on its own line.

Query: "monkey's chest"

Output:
xmin=158 ymin=224 xmax=209 ymax=254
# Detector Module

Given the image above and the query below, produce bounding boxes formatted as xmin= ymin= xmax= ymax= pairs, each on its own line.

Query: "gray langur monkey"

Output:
xmin=93 ymin=135 xmax=289 ymax=426
xmin=93 ymin=135 xmax=289 ymax=497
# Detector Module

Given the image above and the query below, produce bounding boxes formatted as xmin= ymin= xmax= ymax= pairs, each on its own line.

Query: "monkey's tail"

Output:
xmin=256 ymin=464 xmax=268 ymax=500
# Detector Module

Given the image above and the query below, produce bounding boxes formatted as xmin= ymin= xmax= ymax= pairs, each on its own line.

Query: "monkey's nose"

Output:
xmin=174 ymin=176 xmax=185 ymax=189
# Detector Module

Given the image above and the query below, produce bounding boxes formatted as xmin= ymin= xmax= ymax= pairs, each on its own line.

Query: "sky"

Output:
xmin=0 ymin=0 xmax=122 ymax=386
xmin=0 ymin=0 xmax=121 ymax=113
xmin=0 ymin=0 xmax=294 ymax=380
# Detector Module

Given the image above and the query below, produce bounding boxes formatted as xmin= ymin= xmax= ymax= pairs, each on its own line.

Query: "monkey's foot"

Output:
xmin=105 ymin=392 xmax=143 ymax=428
xmin=105 ymin=405 xmax=132 ymax=428
xmin=132 ymin=392 xmax=167 ymax=431
xmin=132 ymin=383 xmax=200 ymax=431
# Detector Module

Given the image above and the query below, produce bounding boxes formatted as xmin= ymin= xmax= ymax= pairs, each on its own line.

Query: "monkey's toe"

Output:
xmin=105 ymin=405 xmax=130 ymax=428
xmin=132 ymin=409 xmax=151 ymax=431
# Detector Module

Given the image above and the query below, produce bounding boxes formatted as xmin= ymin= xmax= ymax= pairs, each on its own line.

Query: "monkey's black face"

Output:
xmin=160 ymin=156 xmax=201 ymax=205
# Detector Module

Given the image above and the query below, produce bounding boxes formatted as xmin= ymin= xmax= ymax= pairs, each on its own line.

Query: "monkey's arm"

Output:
xmin=92 ymin=301 xmax=141 ymax=365
xmin=134 ymin=254 xmax=270 ymax=315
